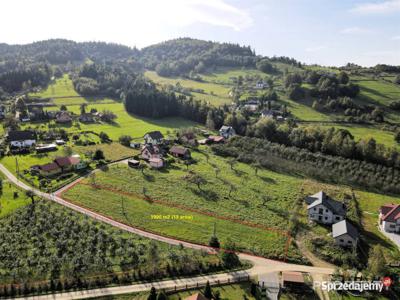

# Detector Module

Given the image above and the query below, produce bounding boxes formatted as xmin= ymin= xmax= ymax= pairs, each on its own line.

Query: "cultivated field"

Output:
xmin=62 ymin=145 xmax=400 ymax=263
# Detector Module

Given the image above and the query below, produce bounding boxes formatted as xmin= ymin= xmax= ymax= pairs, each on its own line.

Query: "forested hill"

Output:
xmin=0 ymin=39 xmax=139 ymax=63
xmin=140 ymin=38 xmax=257 ymax=76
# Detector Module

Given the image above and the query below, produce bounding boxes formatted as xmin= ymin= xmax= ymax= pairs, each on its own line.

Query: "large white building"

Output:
xmin=7 ymin=130 xmax=36 ymax=148
xmin=307 ymin=191 xmax=346 ymax=225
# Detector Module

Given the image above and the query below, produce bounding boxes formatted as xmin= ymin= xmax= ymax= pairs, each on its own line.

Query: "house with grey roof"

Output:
xmin=144 ymin=131 xmax=164 ymax=145
xmin=219 ymin=125 xmax=236 ymax=139
xmin=307 ymin=191 xmax=346 ymax=225
xmin=332 ymin=219 xmax=359 ymax=247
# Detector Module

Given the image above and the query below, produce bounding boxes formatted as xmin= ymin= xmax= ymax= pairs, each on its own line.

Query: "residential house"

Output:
xmin=332 ymin=219 xmax=359 ymax=247
xmin=54 ymin=156 xmax=81 ymax=172
xmin=129 ymin=142 xmax=141 ymax=149
xmin=141 ymin=144 xmax=162 ymax=160
xmin=149 ymin=157 xmax=163 ymax=169
xmin=261 ymin=109 xmax=283 ymax=119
xmin=169 ymin=146 xmax=191 ymax=159
xmin=79 ymin=113 xmax=95 ymax=123
xmin=71 ymin=154 xmax=87 ymax=170
xmin=144 ymin=131 xmax=164 ymax=145
xmin=207 ymin=135 xmax=225 ymax=144
xmin=8 ymin=130 xmax=36 ymax=148
xmin=128 ymin=159 xmax=140 ymax=168
xmin=243 ymin=99 xmax=260 ymax=112
xmin=35 ymin=143 xmax=58 ymax=153
xmin=36 ymin=155 xmax=86 ymax=177
xmin=307 ymin=191 xmax=346 ymax=225
xmin=380 ymin=204 xmax=400 ymax=233
xmin=219 ymin=125 xmax=236 ymax=139
xmin=255 ymin=81 xmax=268 ymax=89
xmin=56 ymin=111 xmax=72 ymax=124
xmin=38 ymin=162 xmax=62 ymax=177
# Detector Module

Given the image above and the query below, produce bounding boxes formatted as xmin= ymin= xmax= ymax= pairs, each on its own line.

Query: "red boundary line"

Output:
xmin=57 ymin=181 xmax=293 ymax=262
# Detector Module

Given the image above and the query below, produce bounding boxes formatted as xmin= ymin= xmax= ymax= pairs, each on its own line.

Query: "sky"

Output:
xmin=0 ymin=0 xmax=399 ymax=66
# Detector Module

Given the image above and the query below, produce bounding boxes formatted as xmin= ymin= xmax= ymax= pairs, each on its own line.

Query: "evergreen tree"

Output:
xmin=148 ymin=287 xmax=157 ymax=300
xmin=203 ymin=281 xmax=213 ymax=299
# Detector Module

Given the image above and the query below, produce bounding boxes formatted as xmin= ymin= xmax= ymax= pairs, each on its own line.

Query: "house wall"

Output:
xmin=382 ymin=220 xmax=400 ymax=233
xmin=150 ymin=161 xmax=163 ymax=168
xmin=10 ymin=139 xmax=36 ymax=148
xmin=334 ymin=234 xmax=357 ymax=247
xmin=308 ymin=204 xmax=344 ymax=224
xmin=144 ymin=136 xmax=162 ymax=145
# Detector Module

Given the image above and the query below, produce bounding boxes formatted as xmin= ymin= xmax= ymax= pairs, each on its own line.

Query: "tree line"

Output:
xmin=211 ymin=136 xmax=400 ymax=194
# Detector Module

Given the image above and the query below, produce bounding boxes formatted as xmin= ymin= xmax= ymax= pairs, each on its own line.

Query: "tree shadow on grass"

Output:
xmin=257 ymin=175 xmax=276 ymax=184
xmin=142 ymin=173 xmax=155 ymax=182
xmin=189 ymin=187 xmax=219 ymax=202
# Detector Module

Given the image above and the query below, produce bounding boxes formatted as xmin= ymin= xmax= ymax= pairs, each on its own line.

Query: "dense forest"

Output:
xmin=140 ymin=38 xmax=257 ymax=76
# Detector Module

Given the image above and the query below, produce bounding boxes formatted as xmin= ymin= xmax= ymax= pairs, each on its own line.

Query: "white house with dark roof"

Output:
xmin=144 ymin=131 xmax=164 ymax=145
xmin=380 ymin=204 xmax=400 ymax=233
xmin=7 ymin=130 xmax=36 ymax=148
xmin=332 ymin=219 xmax=359 ymax=247
xmin=307 ymin=191 xmax=346 ymax=225
xmin=219 ymin=126 xmax=236 ymax=139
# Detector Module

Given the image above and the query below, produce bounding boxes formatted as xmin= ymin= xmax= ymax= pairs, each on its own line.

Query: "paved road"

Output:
xmin=0 ymin=163 xmax=334 ymax=299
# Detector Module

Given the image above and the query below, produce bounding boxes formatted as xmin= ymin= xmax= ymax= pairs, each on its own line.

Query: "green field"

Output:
xmin=145 ymin=71 xmax=233 ymax=106
xmin=299 ymin=123 xmax=399 ymax=149
xmin=63 ymin=148 xmax=303 ymax=262
xmin=0 ymin=173 xmax=31 ymax=218
xmin=31 ymin=74 xmax=80 ymax=98
xmin=63 ymin=145 xmax=400 ymax=262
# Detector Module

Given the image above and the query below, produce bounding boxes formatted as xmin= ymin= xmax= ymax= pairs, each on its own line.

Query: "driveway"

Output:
xmin=379 ymin=225 xmax=400 ymax=249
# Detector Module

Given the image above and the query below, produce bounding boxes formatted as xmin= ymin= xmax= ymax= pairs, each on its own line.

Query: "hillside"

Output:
xmin=140 ymin=37 xmax=257 ymax=76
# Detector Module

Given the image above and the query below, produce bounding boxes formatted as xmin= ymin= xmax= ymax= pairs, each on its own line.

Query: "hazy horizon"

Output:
xmin=1 ymin=0 xmax=399 ymax=67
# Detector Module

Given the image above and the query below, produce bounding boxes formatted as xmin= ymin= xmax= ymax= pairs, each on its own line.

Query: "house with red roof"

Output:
xmin=380 ymin=204 xmax=400 ymax=233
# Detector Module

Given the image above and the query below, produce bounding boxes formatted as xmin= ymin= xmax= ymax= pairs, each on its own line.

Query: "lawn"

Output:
xmin=0 ymin=173 xmax=31 ymax=218
xmin=145 ymin=71 xmax=232 ymax=106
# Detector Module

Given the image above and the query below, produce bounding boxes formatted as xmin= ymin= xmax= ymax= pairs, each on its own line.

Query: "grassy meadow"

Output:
xmin=145 ymin=71 xmax=233 ymax=106
xmin=299 ymin=123 xmax=399 ymax=149
xmin=0 ymin=173 xmax=31 ymax=218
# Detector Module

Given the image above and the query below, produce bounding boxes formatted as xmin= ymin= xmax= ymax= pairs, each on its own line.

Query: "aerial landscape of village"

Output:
xmin=0 ymin=0 xmax=399 ymax=299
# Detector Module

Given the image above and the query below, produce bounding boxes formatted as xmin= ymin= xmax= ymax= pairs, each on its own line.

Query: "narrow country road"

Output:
xmin=0 ymin=163 xmax=334 ymax=299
